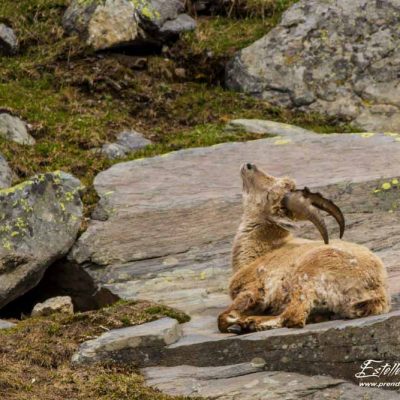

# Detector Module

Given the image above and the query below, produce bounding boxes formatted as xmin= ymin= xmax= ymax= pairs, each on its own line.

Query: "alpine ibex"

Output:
xmin=218 ymin=163 xmax=390 ymax=334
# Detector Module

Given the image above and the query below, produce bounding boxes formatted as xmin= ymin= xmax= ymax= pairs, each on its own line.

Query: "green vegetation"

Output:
xmin=0 ymin=300 xmax=191 ymax=399
xmin=0 ymin=0 xmax=358 ymax=211
xmin=181 ymin=16 xmax=269 ymax=56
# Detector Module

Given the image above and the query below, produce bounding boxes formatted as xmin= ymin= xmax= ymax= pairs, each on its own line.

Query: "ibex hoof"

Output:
xmin=227 ymin=324 xmax=242 ymax=334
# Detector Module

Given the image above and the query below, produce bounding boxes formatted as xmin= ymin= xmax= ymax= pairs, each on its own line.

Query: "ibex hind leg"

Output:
xmin=346 ymin=295 xmax=390 ymax=319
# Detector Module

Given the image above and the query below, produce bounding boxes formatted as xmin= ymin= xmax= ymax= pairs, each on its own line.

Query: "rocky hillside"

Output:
xmin=0 ymin=0 xmax=355 ymax=204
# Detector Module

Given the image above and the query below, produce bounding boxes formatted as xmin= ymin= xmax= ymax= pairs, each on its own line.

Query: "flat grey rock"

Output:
xmin=70 ymin=128 xmax=400 ymax=268
xmin=0 ymin=24 xmax=18 ymax=55
xmin=0 ymin=154 xmax=13 ymax=189
xmin=160 ymin=14 xmax=197 ymax=37
xmin=226 ymin=118 xmax=317 ymax=136
xmin=226 ymin=0 xmax=400 ymax=132
xmin=0 ymin=319 xmax=15 ymax=329
xmin=0 ymin=172 xmax=83 ymax=309
xmin=143 ymin=363 xmax=400 ymax=399
xmin=101 ymin=130 xmax=152 ymax=160
xmin=72 ymin=317 xmax=182 ymax=365
xmin=0 ymin=113 xmax=35 ymax=145
xmin=74 ymin=308 xmax=400 ymax=385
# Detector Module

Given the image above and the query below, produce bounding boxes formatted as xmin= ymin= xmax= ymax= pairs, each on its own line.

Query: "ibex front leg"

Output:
xmin=219 ymin=286 xmax=314 ymax=334
xmin=218 ymin=288 xmax=264 ymax=333
xmin=240 ymin=294 xmax=314 ymax=332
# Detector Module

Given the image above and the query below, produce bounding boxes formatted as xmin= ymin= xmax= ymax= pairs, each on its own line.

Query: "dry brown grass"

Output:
xmin=0 ymin=301 xmax=190 ymax=400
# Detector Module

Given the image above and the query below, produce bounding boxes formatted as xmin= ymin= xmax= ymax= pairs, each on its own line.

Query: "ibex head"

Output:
xmin=241 ymin=163 xmax=345 ymax=244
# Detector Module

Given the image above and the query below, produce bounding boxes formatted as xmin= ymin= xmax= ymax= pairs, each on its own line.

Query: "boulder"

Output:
xmin=0 ymin=24 xmax=18 ymax=55
xmin=0 ymin=172 xmax=83 ymax=309
xmin=62 ymin=0 xmax=196 ymax=51
xmin=101 ymin=130 xmax=152 ymax=160
xmin=31 ymin=296 xmax=74 ymax=317
xmin=0 ymin=154 xmax=13 ymax=189
xmin=0 ymin=113 xmax=35 ymax=145
xmin=226 ymin=0 xmax=400 ymax=131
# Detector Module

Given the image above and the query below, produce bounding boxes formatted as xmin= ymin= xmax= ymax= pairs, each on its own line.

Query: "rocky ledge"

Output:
xmin=68 ymin=121 xmax=400 ymax=395
xmin=143 ymin=363 xmax=399 ymax=399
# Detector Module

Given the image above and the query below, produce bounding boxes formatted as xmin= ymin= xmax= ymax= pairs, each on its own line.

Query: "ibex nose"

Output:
xmin=246 ymin=163 xmax=253 ymax=170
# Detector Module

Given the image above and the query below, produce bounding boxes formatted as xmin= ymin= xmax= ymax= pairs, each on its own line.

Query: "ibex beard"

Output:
xmin=218 ymin=163 xmax=390 ymax=334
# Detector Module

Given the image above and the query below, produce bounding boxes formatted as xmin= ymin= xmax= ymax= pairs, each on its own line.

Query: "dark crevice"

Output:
xmin=0 ymin=259 xmax=120 ymax=319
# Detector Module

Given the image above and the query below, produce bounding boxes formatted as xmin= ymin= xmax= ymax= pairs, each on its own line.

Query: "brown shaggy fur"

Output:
xmin=218 ymin=164 xmax=390 ymax=333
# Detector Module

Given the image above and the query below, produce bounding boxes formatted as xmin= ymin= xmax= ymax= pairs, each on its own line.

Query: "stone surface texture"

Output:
xmin=63 ymin=0 xmax=196 ymax=51
xmin=31 ymin=296 xmax=74 ymax=317
xmin=0 ymin=172 xmax=83 ymax=309
xmin=0 ymin=154 xmax=13 ymax=189
xmin=101 ymin=130 xmax=152 ymax=160
xmin=226 ymin=0 xmax=400 ymax=131
xmin=0 ymin=113 xmax=35 ymax=145
xmin=0 ymin=319 xmax=15 ymax=329
xmin=69 ymin=120 xmax=400 ymax=388
xmin=0 ymin=23 xmax=18 ymax=55
xmin=143 ymin=363 xmax=400 ymax=399
xmin=72 ymin=317 xmax=182 ymax=365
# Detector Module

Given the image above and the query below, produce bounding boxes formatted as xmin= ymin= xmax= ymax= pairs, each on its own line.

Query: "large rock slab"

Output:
xmin=0 ymin=172 xmax=83 ymax=309
xmin=62 ymin=0 xmax=196 ymax=51
xmin=226 ymin=0 xmax=400 ymax=132
xmin=143 ymin=363 xmax=399 ymax=399
xmin=69 ymin=122 xmax=400 ymax=381
xmin=70 ymin=126 xmax=400 ymax=270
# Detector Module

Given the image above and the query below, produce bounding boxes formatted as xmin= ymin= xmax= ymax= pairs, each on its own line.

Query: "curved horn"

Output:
xmin=283 ymin=191 xmax=329 ymax=244
xmin=303 ymin=187 xmax=345 ymax=238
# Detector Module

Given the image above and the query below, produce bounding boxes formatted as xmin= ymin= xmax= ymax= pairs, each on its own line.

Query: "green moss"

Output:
xmin=144 ymin=305 xmax=190 ymax=323
xmin=182 ymin=16 xmax=269 ymax=57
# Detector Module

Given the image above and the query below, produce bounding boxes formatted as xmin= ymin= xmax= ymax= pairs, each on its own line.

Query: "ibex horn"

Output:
xmin=282 ymin=188 xmax=345 ymax=244
xmin=302 ymin=187 xmax=345 ymax=238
